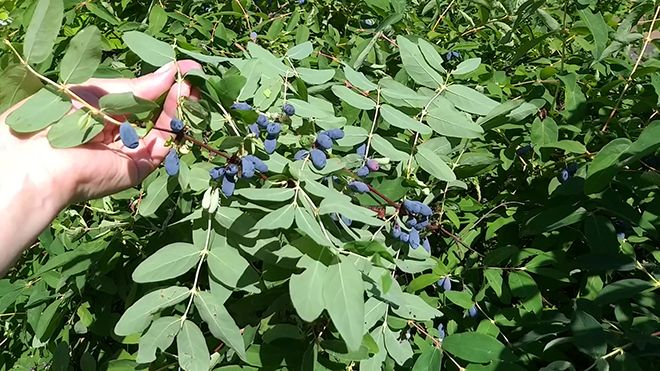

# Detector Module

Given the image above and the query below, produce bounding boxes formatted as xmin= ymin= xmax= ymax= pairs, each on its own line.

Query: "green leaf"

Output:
xmin=594 ymin=279 xmax=654 ymax=305
xmin=36 ymin=298 xmax=63 ymax=340
xmin=578 ymin=9 xmax=609 ymax=59
xmin=544 ymin=140 xmax=587 ymax=154
xmin=298 ymin=68 xmax=335 ymax=85
xmin=426 ymin=98 xmax=484 ymax=138
xmin=23 ymin=0 xmax=64 ymax=64
xmin=0 ymin=64 xmax=43 ymax=113
xmin=585 ymin=138 xmax=631 ymax=194
xmin=380 ymin=104 xmax=431 ymax=135
xmin=59 ymin=26 xmax=102 ymax=83
xmin=114 ymin=286 xmax=190 ymax=336
xmin=234 ymin=187 xmax=295 ymax=202
xmin=370 ymin=134 xmax=409 ymax=162
xmin=6 ymin=88 xmax=71 ymax=133
xmin=445 ymin=290 xmax=474 ymax=309
xmin=453 ymin=58 xmax=481 ymax=75
xmin=289 ymin=257 xmax=328 ymax=322
xmin=331 ymin=85 xmax=376 ymax=110
xmin=136 ymin=316 xmax=180 ymax=364
xmin=132 ymin=243 xmax=202 ymax=283
xmin=123 ymin=31 xmax=175 ymax=67
xmin=484 ymin=269 xmax=503 ymax=297
xmin=322 ymin=260 xmax=365 ymax=352
xmin=417 ymin=39 xmax=446 ymax=74
xmin=195 ymin=291 xmax=247 ymax=360
xmin=295 ymin=207 xmax=333 ymax=247
xmin=442 ymin=332 xmax=509 ymax=363
xmin=571 ymin=311 xmax=606 ymax=357
xmin=147 ymin=5 xmax=168 ymax=35
xmin=625 ymin=120 xmax=660 ymax=162
xmin=390 ymin=292 xmax=442 ymax=320
xmin=412 ymin=347 xmax=441 ymax=371
xmin=524 ymin=205 xmax=587 ymax=235
xmin=99 ymin=92 xmax=159 ymax=114
xmin=344 ymin=65 xmax=378 ymax=91
xmin=207 ymin=231 xmax=258 ymax=289
xmin=286 ymin=41 xmax=313 ymax=60
xmin=252 ymin=204 xmax=296 ymax=230
xmin=396 ymin=36 xmax=443 ymax=88
xmin=319 ymin=199 xmax=383 ymax=226
xmin=379 ymin=78 xmax=427 ymax=108
xmin=247 ymin=42 xmax=290 ymax=77
xmin=415 ymin=147 xmax=456 ymax=182
xmin=47 ymin=111 xmax=104 ymax=148
xmin=384 ymin=327 xmax=413 ymax=366
xmin=557 ymin=73 xmax=586 ymax=123
xmin=139 ymin=174 xmax=177 ymax=216
xmin=177 ymin=320 xmax=210 ymax=371
xmin=531 ymin=117 xmax=559 ymax=148
xmin=508 ymin=271 xmax=542 ymax=314
xmin=444 ymin=85 xmax=498 ymax=116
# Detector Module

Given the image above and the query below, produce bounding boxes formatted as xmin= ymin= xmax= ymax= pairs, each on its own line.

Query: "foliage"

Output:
xmin=1 ymin=0 xmax=660 ymax=370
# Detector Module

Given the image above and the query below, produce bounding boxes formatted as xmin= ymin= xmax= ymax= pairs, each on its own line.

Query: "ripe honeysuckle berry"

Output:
xmin=399 ymin=232 xmax=409 ymax=243
xmin=119 ymin=122 xmax=140 ymax=149
xmin=210 ymin=167 xmax=225 ymax=181
xmin=340 ymin=214 xmax=352 ymax=226
xmin=437 ymin=276 xmax=451 ymax=292
xmin=249 ymin=31 xmax=257 ymax=41
xmin=566 ymin=162 xmax=578 ymax=176
xmin=363 ymin=19 xmax=375 ymax=27
xmin=403 ymin=200 xmax=422 ymax=214
xmin=356 ymin=143 xmax=367 ymax=157
xmin=247 ymin=155 xmax=268 ymax=173
xmin=170 ymin=118 xmax=184 ymax=133
xmin=391 ymin=224 xmax=401 ymax=239
xmin=415 ymin=219 xmax=429 ymax=230
xmin=164 ymin=148 xmax=179 ymax=176
xmin=231 ymin=102 xmax=252 ymax=111
xmin=356 ymin=166 xmax=370 ymax=177
xmin=266 ymin=122 xmax=281 ymax=136
xmin=468 ymin=304 xmax=478 ymax=318
xmin=348 ymin=181 xmax=370 ymax=193
xmin=617 ymin=232 xmax=625 ymax=241
xmin=294 ymin=149 xmax=309 ymax=161
xmin=298 ymin=0 xmax=306 ymax=4
xmin=559 ymin=169 xmax=570 ymax=183
xmin=310 ymin=149 xmax=326 ymax=169
xmin=248 ymin=124 xmax=260 ymax=136
xmin=226 ymin=163 xmax=239 ymax=176
xmin=516 ymin=144 xmax=532 ymax=156
xmin=406 ymin=218 xmax=417 ymax=228
xmin=366 ymin=159 xmax=379 ymax=172
xmin=316 ymin=133 xmax=333 ymax=150
xmin=409 ymin=227 xmax=420 ymax=249
xmin=264 ymin=138 xmax=277 ymax=154
xmin=445 ymin=50 xmax=461 ymax=61
xmin=422 ymin=237 xmax=430 ymax=252
xmin=282 ymin=103 xmax=295 ymax=116
xmin=256 ymin=113 xmax=268 ymax=128
xmin=241 ymin=157 xmax=255 ymax=178
xmin=419 ymin=203 xmax=433 ymax=217
xmin=437 ymin=324 xmax=446 ymax=340
xmin=221 ymin=174 xmax=236 ymax=197
xmin=325 ymin=128 xmax=344 ymax=140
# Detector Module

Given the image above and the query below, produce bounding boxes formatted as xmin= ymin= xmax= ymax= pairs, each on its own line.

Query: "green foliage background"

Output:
xmin=1 ymin=0 xmax=660 ymax=370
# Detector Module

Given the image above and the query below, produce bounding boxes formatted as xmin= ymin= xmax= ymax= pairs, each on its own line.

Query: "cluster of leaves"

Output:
xmin=2 ymin=0 xmax=660 ymax=370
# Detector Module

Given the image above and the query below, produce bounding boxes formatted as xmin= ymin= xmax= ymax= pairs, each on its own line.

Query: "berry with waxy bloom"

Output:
xmin=310 ymin=149 xmax=326 ymax=169
xmin=403 ymin=200 xmax=422 ymax=214
xmin=249 ymin=32 xmax=257 ymax=41
xmin=256 ymin=114 xmax=268 ymax=128
xmin=294 ymin=149 xmax=309 ymax=161
xmin=231 ymin=102 xmax=252 ymax=111
xmin=348 ymin=181 xmax=370 ymax=193
xmin=248 ymin=124 xmax=260 ymax=136
xmin=468 ymin=304 xmax=478 ymax=318
xmin=170 ymin=118 xmax=184 ymax=133
xmin=266 ymin=122 xmax=281 ymax=136
xmin=356 ymin=143 xmax=367 ymax=157
xmin=209 ymin=167 xmax=225 ymax=181
xmin=418 ymin=203 xmax=433 ymax=216
xmin=559 ymin=169 xmax=570 ymax=183
xmin=340 ymin=214 xmax=352 ymax=226
xmin=245 ymin=155 xmax=268 ymax=173
xmin=422 ymin=237 xmax=430 ymax=252
xmin=409 ymin=227 xmax=420 ymax=249
xmin=406 ymin=218 xmax=417 ymax=228
xmin=222 ymin=174 xmax=236 ymax=197
xmin=264 ymin=138 xmax=277 ymax=154
xmin=241 ymin=157 xmax=255 ymax=178
xmin=437 ymin=276 xmax=451 ymax=291
xmin=226 ymin=163 xmax=239 ymax=176
xmin=366 ymin=159 xmax=379 ymax=172
xmin=399 ymin=232 xmax=409 ymax=243
xmin=164 ymin=148 xmax=179 ymax=176
xmin=516 ymin=144 xmax=532 ymax=156
xmin=437 ymin=323 xmax=446 ymax=340
xmin=356 ymin=166 xmax=370 ymax=177
xmin=119 ymin=122 xmax=140 ymax=149
xmin=391 ymin=224 xmax=401 ymax=239
xmin=445 ymin=50 xmax=461 ymax=61
xmin=325 ymin=128 xmax=344 ymax=140
xmin=316 ymin=133 xmax=333 ymax=150
xmin=282 ymin=103 xmax=295 ymax=116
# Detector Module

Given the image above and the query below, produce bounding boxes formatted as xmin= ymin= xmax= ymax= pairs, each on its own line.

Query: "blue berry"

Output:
xmin=566 ymin=163 xmax=578 ymax=176
xmin=163 ymin=149 xmax=179 ymax=176
xmin=226 ymin=163 xmax=239 ymax=176
xmin=222 ymin=174 xmax=236 ymax=197
xmin=249 ymin=32 xmax=257 ymax=41
xmin=418 ymin=203 xmax=433 ymax=217
xmin=298 ymin=0 xmax=306 ymax=4
xmin=356 ymin=166 xmax=370 ymax=177
xmin=422 ymin=237 xmax=430 ymax=252
xmin=310 ymin=149 xmax=326 ymax=169
xmin=399 ymin=232 xmax=409 ymax=243
xmin=356 ymin=143 xmax=366 ymax=157
xmin=437 ymin=276 xmax=451 ymax=292
xmin=403 ymin=200 xmax=422 ymax=214
xmin=241 ymin=157 xmax=255 ymax=178
xmin=366 ymin=159 xmax=379 ymax=172
xmin=325 ymin=128 xmax=344 ymax=140
xmin=119 ymin=122 xmax=140 ymax=149
xmin=437 ymin=323 xmax=446 ymax=340
xmin=516 ymin=145 xmax=532 ymax=156
xmin=170 ymin=118 xmax=184 ymax=133
xmin=266 ymin=122 xmax=281 ymax=136
xmin=264 ymin=138 xmax=277 ymax=154
xmin=248 ymin=123 xmax=260 ymax=136
xmin=282 ymin=103 xmax=295 ymax=116
xmin=316 ymin=133 xmax=333 ymax=150
xmin=468 ymin=304 xmax=478 ymax=318
xmin=340 ymin=214 xmax=352 ymax=226
xmin=246 ymin=155 xmax=269 ymax=173
xmin=256 ymin=114 xmax=268 ymax=128
xmin=231 ymin=102 xmax=252 ymax=111
xmin=559 ymin=169 xmax=570 ymax=183
xmin=409 ymin=228 xmax=420 ymax=249
xmin=210 ymin=167 xmax=225 ymax=181
xmin=294 ymin=149 xmax=309 ymax=161
xmin=617 ymin=232 xmax=625 ymax=241
xmin=415 ymin=219 xmax=430 ymax=230
xmin=348 ymin=181 xmax=370 ymax=193
xmin=445 ymin=50 xmax=461 ymax=61
xmin=363 ymin=19 xmax=375 ymax=27
xmin=406 ymin=218 xmax=417 ymax=228
xmin=391 ymin=224 xmax=401 ymax=239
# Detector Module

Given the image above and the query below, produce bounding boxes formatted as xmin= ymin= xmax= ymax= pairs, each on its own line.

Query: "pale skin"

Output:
xmin=0 ymin=60 xmax=201 ymax=276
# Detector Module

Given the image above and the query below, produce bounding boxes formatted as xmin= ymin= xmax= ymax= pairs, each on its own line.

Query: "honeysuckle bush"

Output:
xmin=1 ymin=0 xmax=660 ymax=370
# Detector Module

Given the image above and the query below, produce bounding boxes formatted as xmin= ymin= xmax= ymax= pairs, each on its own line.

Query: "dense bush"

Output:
xmin=1 ymin=0 xmax=660 ymax=370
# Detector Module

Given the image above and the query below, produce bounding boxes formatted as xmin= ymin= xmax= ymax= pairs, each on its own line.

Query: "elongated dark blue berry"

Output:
xmin=403 ymin=200 xmax=422 ymax=214
xmin=231 ymin=102 xmax=252 ymax=111
xmin=282 ymin=103 xmax=295 ymax=116
xmin=559 ymin=169 xmax=570 ymax=183
xmin=406 ymin=218 xmax=417 ymax=228
xmin=164 ymin=148 xmax=179 ymax=176
xmin=437 ymin=323 xmax=446 ymax=340
xmin=356 ymin=143 xmax=366 ymax=157
xmin=222 ymin=174 xmax=236 ymax=197
xmin=250 ymin=32 xmax=257 ymax=41
xmin=210 ymin=167 xmax=225 ymax=181
xmin=242 ymin=157 xmax=255 ymax=178
xmin=437 ymin=276 xmax=451 ymax=291
xmin=119 ymin=122 xmax=140 ymax=149
xmin=348 ymin=181 xmax=369 ymax=193
xmin=247 ymin=155 xmax=268 ymax=173
xmin=356 ymin=166 xmax=370 ymax=177
xmin=310 ymin=149 xmax=326 ymax=169
xmin=415 ymin=219 xmax=430 ymax=230
xmin=399 ymin=232 xmax=409 ymax=243
xmin=516 ymin=145 xmax=532 ymax=156
xmin=409 ymin=227 xmax=420 ymax=249
xmin=392 ymin=224 xmax=401 ymax=239
xmin=316 ymin=133 xmax=333 ymax=150
xmin=226 ymin=163 xmax=239 ymax=176
xmin=468 ymin=304 xmax=478 ymax=318
xmin=366 ymin=159 xmax=379 ymax=171
xmin=264 ymin=138 xmax=277 ymax=154
xmin=294 ymin=150 xmax=309 ymax=161
xmin=566 ymin=163 xmax=578 ymax=175
xmin=256 ymin=114 xmax=268 ymax=128
xmin=422 ymin=237 xmax=430 ymax=252
xmin=248 ymin=123 xmax=260 ymax=136
xmin=419 ymin=203 xmax=433 ymax=217
xmin=170 ymin=118 xmax=184 ymax=133
xmin=325 ymin=128 xmax=344 ymax=140
xmin=340 ymin=214 xmax=352 ymax=226
xmin=266 ymin=122 xmax=281 ymax=136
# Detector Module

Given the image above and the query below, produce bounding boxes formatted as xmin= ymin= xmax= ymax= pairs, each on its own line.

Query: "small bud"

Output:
xmin=119 ymin=122 xmax=140 ymax=149
xmin=202 ymin=187 xmax=213 ymax=210
xmin=209 ymin=188 xmax=220 ymax=213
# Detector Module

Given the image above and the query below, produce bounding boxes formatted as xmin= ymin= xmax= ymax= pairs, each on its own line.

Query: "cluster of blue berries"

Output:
xmin=354 ymin=143 xmax=380 ymax=177
xmin=209 ymin=155 xmax=268 ymax=197
xmin=437 ymin=276 xmax=451 ymax=292
xmin=294 ymin=128 xmax=344 ymax=170
xmin=445 ymin=50 xmax=461 ymax=61
xmin=558 ymin=163 xmax=578 ymax=183
xmin=233 ymin=102 xmax=291 ymax=155
xmin=391 ymin=200 xmax=433 ymax=252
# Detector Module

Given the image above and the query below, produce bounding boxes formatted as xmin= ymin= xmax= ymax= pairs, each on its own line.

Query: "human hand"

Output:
xmin=0 ymin=59 xmax=201 ymax=205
